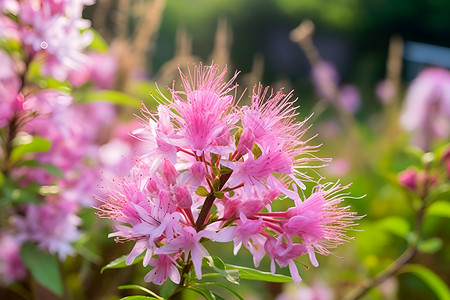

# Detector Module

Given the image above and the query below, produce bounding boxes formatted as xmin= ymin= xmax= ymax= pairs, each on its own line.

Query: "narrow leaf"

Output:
xmin=187 ymin=287 xmax=217 ymax=300
xmin=119 ymin=285 xmax=162 ymax=299
xmin=197 ymin=282 xmax=244 ymax=300
xmin=225 ymin=264 xmax=293 ymax=283
xmin=399 ymin=264 xmax=450 ymax=300
xmin=101 ymin=252 xmax=145 ymax=273
xmin=120 ymin=296 xmax=158 ymax=300
xmin=20 ymin=243 xmax=63 ymax=296
xmin=212 ymin=177 xmax=221 ymax=192
xmin=251 ymin=143 xmax=262 ymax=159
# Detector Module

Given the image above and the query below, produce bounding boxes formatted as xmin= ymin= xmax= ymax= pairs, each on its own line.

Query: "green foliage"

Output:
xmin=426 ymin=201 xmax=450 ymax=219
xmin=119 ymin=285 xmax=163 ymax=300
xmin=10 ymin=136 xmax=51 ymax=163
xmin=225 ymin=264 xmax=293 ymax=283
xmin=20 ymin=243 xmax=63 ymax=296
xmin=19 ymin=159 xmax=64 ymax=177
xmin=203 ymin=256 xmax=240 ymax=285
xmin=82 ymin=90 xmax=142 ymax=108
xmin=101 ymin=252 xmax=145 ymax=273
xmin=86 ymin=28 xmax=108 ymax=53
xmin=196 ymin=186 xmax=210 ymax=197
xmin=399 ymin=264 xmax=450 ymax=300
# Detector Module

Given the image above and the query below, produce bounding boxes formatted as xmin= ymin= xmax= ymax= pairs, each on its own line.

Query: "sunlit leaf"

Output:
xmin=399 ymin=264 xmax=450 ymax=300
xmin=86 ymin=28 xmax=108 ymax=52
xmin=10 ymin=136 xmax=51 ymax=163
xmin=225 ymin=264 xmax=293 ymax=283
xmin=426 ymin=201 xmax=450 ymax=219
xmin=101 ymin=252 xmax=145 ymax=273
xmin=83 ymin=90 xmax=141 ymax=108
xmin=418 ymin=238 xmax=443 ymax=254
xmin=20 ymin=243 xmax=63 ymax=296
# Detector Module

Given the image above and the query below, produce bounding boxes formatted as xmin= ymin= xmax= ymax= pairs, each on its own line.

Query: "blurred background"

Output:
xmin=1 ymin=0 xmax=449 ymax=299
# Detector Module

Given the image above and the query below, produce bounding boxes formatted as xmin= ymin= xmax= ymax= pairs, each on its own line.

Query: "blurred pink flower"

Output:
xmin=0 ymin=234 xmax=26 ymax=284
xmin=311 ymin=61 xmax=339 ymax=101
xmin=376 ymin=79 xmax=396 ymax=104
xmin=15 ymin=200 xmax=81 ymax=260
xmin=0 ymin=50 xmax=21 ymax=127
xmin=338 ymin=84 xmax=361 ymax=113
xmin=400 ymin=67 xmax=450 ymax=149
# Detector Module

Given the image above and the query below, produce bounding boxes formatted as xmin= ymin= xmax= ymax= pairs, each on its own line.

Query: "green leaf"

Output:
xmin=399 ymin=264 xmax=450 ymax=300
xmin=83 ymin=90 xmax=141 ymax=108
xmin=187 ymin=287 xmax=217 ymax=300
xmin=203 ymin=256 xmax=240 ymax=285
xmin=19 ymin=159 xmax=64 ymax=177
xmin=20 ymin=243 xmax=63 ymax=296
xmin=418 ymin=238 xmax=443 ymax=254
xmin=426 ymin=201 xmax=450 ymax=219
xmin=219 ymin=165 xmax=232 ymax=175
xmin=10 ymin=136 xmax=51 ymax=163
xmin=86 ymin=28 xmax=108 ymax=52
xmin=212 ymin=177 xmax=221 ymax=192
xmin=375 ymin=216 xmax=410 ymax=239
xmin=196 ymin=186 xmax=210 ymax=197
xmin=211 ymin=153 xmax=219 ymax=166
xmin=251 ymin=143 xmax=262 ymax=159
xmin=234 ymin=129 xmax=243 ymax=146
xmin=213 ymin=192 xmax=225 ymax=199
xmin=197 ymin=282 xmax=244 ymax=300
xmin=119 ymin=285 xmax=162 ymax=299
xmin=225 ymin=264 xmax=293 ymax=283
xmin=101 ymin=252 xmax=145 ymax=273
xmin=120 ymin=296 xmax=158 ymax=300
xmin=212 ymin=165 xmax=220 ymax=177
xmin=426 ymin=185 xmax=450 ymax=205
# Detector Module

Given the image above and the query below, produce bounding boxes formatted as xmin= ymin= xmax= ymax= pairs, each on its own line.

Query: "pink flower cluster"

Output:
xmin=0 ymin=0 xmax=123 ymax=283
xmin=97 ymin=64 xmax=360 ymax=285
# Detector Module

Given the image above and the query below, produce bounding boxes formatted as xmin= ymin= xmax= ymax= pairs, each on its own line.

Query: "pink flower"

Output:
xmin=400 ymin=67 xmax=450 ymax=149
xmin=338 ymin=85 xmax=361 ymax=113
xmin=232 ymin=213 xmax=266 ymax=267
xmin=144 ymin=254 xmax=180 ymax=285
xmin=0 ymin=50 xmax=21 ymax=127
xmin=168 ymin=64 xmax=237 ymax=155
xmin=14 ymin=200 xmax=81 ymax=260
xmin=265 ymin=237 xmax=307 ymax=284
xmin=157 ymin=226 xmax=209 ymax=279
xmin=282 ymin=183 xmax=361 ymax=266
xmin=310 ymin=61 xmax=339 ymax=101
xmin=0 ymin=234 xmax=26 ymax=284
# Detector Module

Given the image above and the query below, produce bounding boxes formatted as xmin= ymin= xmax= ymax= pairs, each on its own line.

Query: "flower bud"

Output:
xmin=174 ymin=185 xmax=192 ymax=209
xmin=398 ymin=168 xmax=417 ymax=191
xmin=161 ymin=159 xmax=178 ymax=186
